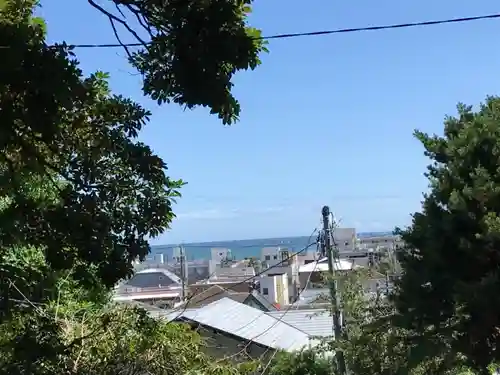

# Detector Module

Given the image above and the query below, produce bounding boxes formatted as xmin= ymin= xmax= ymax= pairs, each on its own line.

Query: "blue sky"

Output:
xmin=41 ymin=0 xmax=500 ymax=243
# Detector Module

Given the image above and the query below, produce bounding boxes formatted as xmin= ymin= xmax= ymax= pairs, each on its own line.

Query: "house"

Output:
xmin=210 ymin=264 xmax=256 ymax=282
xmin=113 ymin=268 xmax=183 ymax=306
xmin=183 ymin=285 xmax=277 ymax=311
xmin=266 ymin=309 xmax=334 ymax=337
xmin=298 ymin=258 xmax=355 ymax=286
xmin=259 ymin=247 xmax=301 ymax=303
xmin=189 ymin=281 xmax=251 ymax=295
xmin=164 ymin=297 xmax=320 ymax=361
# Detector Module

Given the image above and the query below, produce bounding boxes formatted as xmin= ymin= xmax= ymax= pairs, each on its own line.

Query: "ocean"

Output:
xmin=149 ymin=232 xmax=392 ymax=261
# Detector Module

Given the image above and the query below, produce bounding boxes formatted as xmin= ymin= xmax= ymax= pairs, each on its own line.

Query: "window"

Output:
xmin=265 ymin=255 xmax=271 ymax=261
xmin=273 ymin=255 xmax=278 ymax=260
xmin=262 ymin=288 xmax=269 ymax=295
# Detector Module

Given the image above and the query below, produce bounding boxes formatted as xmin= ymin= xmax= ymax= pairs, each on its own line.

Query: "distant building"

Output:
xmin=208 ymin=247 xmax=234 ymax=275
xmin=358 ymin=233 xmax=403 ymax=250
xmin=259 ymin=247 xmax=300 ymax=303
xmin=113 ymin=268 xmax=183 ymax=307
xmin=183 ymin=284 xmax=276 ymax=311
xmin=209 ymin=263 xmax=256 ymax=282
xmin=332 ymin=227 xmax=357 ymax=251
xmin=298 ymin=257 xmax=355 ymax=287
xmin=259 ymin=273 xmax=289 ymax=307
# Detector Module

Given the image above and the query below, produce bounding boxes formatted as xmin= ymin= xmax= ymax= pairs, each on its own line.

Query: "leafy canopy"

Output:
xmin=0 ymin=0 xmax=184 ymax=288
xmin=90 ymin=0 xmax=269 ymax=124
xmin=0 ymin=0 xmax=267 ymax=373
xmin=394 ymin=97 xmax=500 ymax=374
xmin=0 ymin=0 xmax=268 ymax=289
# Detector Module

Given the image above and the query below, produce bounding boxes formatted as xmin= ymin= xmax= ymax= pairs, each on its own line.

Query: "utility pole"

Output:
xmin=321 ymin=206 xmax=346 ymax=375
xmin=179 ymin=245 xmax=187 ymax=302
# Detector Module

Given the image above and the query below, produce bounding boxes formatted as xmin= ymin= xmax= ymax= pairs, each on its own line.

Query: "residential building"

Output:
xmin=332 ymin=227 xmax=357 ymax=251
xmin=259 ymin=247 xmax=300 ymax=303
xmin=163 ymin=297 xmax=322 ymax=361
xmin=209 ymin=263 xmax=256 ymax=282
xmin=208 ymin=247 xmax=234 ymax=275
xmin=113 ymin=268 xmax=184 ymax=307
xmin=358 ymin=233 xmax=403 ymax=250
xmin=267 ymin=309 xmax=334 ymax=337
xmin=296 ymin=251 xmax=320 ymax=266
xmin=189 ymin=280 xmax=250 ymax=295
xmin=298 ymin=257 xmax=355 ymax=287
xmin=134 ymin=257 xmax=211 ymax=284
xmin=184 ymin=284 xmax=277 ymax=311
xmin=259 ymin=273 xmax=289 ymax=307
xmin=294 ymin=288 xmax=330 ymax=308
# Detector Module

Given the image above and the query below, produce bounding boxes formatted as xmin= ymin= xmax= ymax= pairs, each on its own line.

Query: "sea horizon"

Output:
xmin=149 ymin=231 xmax=394 ymax=262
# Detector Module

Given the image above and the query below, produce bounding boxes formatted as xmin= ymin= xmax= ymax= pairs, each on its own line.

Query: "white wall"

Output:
xmin=260 ymin=274 xmax=288 ymax=306
xmin=296 ymin=252 xmax=319 ymax=266
xmin=260 ymin=248 xmax=299 ymax=304
xmin=209 ymin=248 xmax=231 ymax=275
xmin=358 ymin=235 xmax=403 ymax=250
xmin=333 ymin=227 xmax=357 ymax=251
xmin=260 ymin=247 xmax=281 ymax=266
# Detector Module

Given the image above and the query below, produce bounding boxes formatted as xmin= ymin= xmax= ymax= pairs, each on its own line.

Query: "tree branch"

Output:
xmin=87 ymin=0 xmax=148 ymax=48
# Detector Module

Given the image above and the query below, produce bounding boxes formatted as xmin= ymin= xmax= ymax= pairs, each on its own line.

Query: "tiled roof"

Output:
xmin=189 ymin=282 xmax=250 ymax=295
xmin=165 ymin=297 xmax=315 ymax=352
xmin=185 ymin=285 xmax=250 ymax=308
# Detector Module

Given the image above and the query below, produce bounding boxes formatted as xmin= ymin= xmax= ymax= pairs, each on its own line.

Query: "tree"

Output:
xmin=266 ymin=349 xmax=332 ymax=375
xmin=0 ymin=0 xmax=268 ymax=288
xmin=0 ymin=0 xmax=267 ymax=371
xmin=88 ymin=0 xmax=268 ymax=125
xmin=393 ymin=97 xmax=500 ymax=374
xmin=0 ymin=296 xmax=254 ymax=375
xmin=0 ymin=0 xmax=184 ymax=289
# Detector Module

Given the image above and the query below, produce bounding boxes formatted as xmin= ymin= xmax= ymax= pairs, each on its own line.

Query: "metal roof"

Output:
xmin=164 ymin=297 xmax=314 ymax=352
xmin=266 ymin=309 xmax=333 ymax=337
xmin=136 ymin=268 xmax=182 ymax=284
xmin=113 ymin=291 xmax=180 ymax=301
xmin=299 ymin=258 xmax=354 ymax=273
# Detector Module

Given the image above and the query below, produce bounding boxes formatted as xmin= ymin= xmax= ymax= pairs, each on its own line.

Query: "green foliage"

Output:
xmin=0 ymin=0 xmax=184 ymax=288
xmin=90 ymin=0 xmax=269 ymax=124
xmin=393 ymin=97 xmax=500 ymax=374
xmin=0 ymin=0 xmax=268 ymax=373
xmin=266 ymin=349 xmax=332 ymax=375
xmin=0 ymin=301 xmax=248 ymax=375
xmin=323 ymin=269 xmax=472 ymax=375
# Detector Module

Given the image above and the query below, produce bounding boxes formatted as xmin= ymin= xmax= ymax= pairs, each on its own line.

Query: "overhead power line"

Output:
xmin=45 ymin=12 xmax=500 ymax=49
xmin=164 ymin=238 xmax=318 ymax=322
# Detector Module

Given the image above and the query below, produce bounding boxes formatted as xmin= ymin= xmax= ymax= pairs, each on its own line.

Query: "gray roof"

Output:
xmin=266 ymin=309 xmax=333 ymax=337
xmin=212 ymin=265 xmax=255 ymax=280
xmin=249 ymin=289 xmax=278 ymax=311
xmin=295 ymin=288 xmax=330 ymax=305
xmin=164 ymin=297 xmax=314 ymax=352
